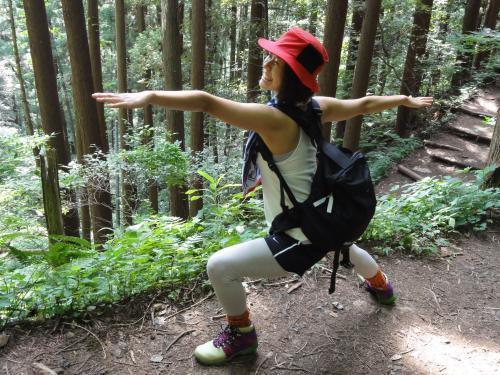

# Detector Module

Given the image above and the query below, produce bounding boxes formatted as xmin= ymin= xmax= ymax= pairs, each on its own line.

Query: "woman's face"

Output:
xmin=259 ymin=54 xmax=284 ymax=92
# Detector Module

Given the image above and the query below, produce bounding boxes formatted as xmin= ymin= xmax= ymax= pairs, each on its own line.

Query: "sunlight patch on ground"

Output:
xmin=395 ymin=325 xmax=500 ymax=375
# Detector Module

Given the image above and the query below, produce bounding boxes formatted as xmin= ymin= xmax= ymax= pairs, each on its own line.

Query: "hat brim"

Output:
xmin=257 ymin=38 xmax=320 ymax=93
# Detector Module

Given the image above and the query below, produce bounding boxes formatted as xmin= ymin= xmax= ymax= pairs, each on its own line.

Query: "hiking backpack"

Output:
xmin=256 ymin=98 xmax=377 ymax=293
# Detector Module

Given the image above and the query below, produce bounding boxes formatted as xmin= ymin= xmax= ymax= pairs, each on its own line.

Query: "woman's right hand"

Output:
xmin=92 ymin=91 xmax=153 ymax=109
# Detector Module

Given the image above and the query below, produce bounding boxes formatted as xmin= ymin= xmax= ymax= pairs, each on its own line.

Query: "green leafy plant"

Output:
xmin=363 ymin=168 xmax=500 ymax=254
xmin=0 ymin=173 xmax=265 ymax=326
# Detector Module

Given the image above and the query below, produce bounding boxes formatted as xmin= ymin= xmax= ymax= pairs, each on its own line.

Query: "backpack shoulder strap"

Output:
xmin=256 ymin=135 xmax=299 ymax=208
xmin=275 ymin=99 xmax=353 ymax=169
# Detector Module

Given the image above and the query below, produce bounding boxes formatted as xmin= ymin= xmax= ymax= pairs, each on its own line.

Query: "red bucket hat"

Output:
xmin=258 ymin=27 xmax=329 ymax=93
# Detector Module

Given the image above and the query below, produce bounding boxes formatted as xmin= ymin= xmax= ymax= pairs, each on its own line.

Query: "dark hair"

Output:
xmin=277 ymin=64 xmax=314 ymax=105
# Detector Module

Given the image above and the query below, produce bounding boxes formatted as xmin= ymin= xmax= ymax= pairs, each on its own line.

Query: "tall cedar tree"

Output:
xmin=343 ymin=0 xmax=382 ymax=151
xmin=23 ymin=0 xmax=80 ymax=237
xmin=450 ymin=0 xmax=481 ymax=91
xmin=8 ymin=0 xmax=34 ymax=136
xmin=115 ymin=0 xmax=134 ymax=226
xmin=247 ymin=0 xmax=267 ymax=103
xmin=229 ymin=3 xmax=237 ymax=82
xmin=486 ymin=109 xmax=500 ymax=187
xmin=224 ymin=3 xmax=238 ymax=158
xmin=162 ymin=0 xmax=189 ymax=219
xmin=395 ymin=0 xmax=433 ymax=137
xmin=430 ymin=0 xmax=452 ymax=91
xmin=318 ymin=0 xmax=348 ymax=141
xmin=136 ymin=5 xmax=159 ymax=214
xmin=190 ymin=0 xmax=206 ymax=216
xmin=87 ymin=0 xmax=114 ymax=235
xmin=474 ymin=0 xmax=500 ymax=69
xmin=337 ymin=0 xmax=365 ymax=137
xmin=88 ymin=0 xmax=108 ymax=154
xmin=308 ymin=0 xmax=320 ymax=34
xmin=236 ymin=4 xmax=248 ymax=80
xmin=61 ymin=0 xmax=113 ymax=244
xmin=206 ymin=0 xmax=219 ymax=163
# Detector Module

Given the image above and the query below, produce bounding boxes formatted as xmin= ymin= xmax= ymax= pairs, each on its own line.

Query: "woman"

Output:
xmin=93 ymin=27 xmax=432 ymax=366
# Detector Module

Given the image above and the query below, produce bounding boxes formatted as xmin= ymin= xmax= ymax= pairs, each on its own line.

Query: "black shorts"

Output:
xmin=265 ymin=232 xmax=329 ymax=276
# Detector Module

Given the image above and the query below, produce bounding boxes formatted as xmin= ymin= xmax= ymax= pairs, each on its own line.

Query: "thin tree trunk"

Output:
xmin=206 ymin=0 xmax=220 ymax=162
xmin=136 ymin=5 xmax=159 ymax=214
xmin=247 ymin=0 xmax=266 ymax=103
xmin=162 ymin=0 xmax=189 ymax=219
xmin=9 ymin=0 xmax=34 ymax=137
xmin=190 ymin=0 xmax=206 ymax=217
xmin=61 ymin=0 xmax=113 ymax=244
xmin=318 ymin=0 xmax=348 ymax=142
xmin=474 ymin=0 xmax=499 ymax=69
xmin=229 ymin=3 xmax=237 ymax=81
xmin=88 ymin=0 xmax=108 ymax=154
xmin=430 ymin=0 xmax=451 ymax=92
xmin=236 ymin=4 xmax=248 ymax=80
xmin=343 ymin=0 xmax=382 ymax=151
xmin=450 ymin=0 xmax=481 ymax=91
xmin=337 ymin=0 xmax=364 ymax=138
xmin=308 ymin=0 xmax=320 ymax=35
xmin=395 ymin=0 xmax=433 ymax=137
xmin=115 ymin=0 xmax=134 ymax=226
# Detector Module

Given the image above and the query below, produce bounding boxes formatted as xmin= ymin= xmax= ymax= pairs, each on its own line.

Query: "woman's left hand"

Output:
xmin=404 ymin=96 xmax=433 ymax=109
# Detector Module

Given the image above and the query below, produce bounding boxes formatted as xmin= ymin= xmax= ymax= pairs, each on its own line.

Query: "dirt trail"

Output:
xmin=1 ymin=87 xmax=499 ymax=375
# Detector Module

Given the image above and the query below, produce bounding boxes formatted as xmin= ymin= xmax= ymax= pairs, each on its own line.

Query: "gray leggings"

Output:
xmin=206 ymin=238 xmax=379 ymax=316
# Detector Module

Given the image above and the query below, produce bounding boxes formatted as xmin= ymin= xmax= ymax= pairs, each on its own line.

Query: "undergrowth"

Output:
xmin=0 ymin=175 xmax=265 ymax=327
xmin=363 ymin=168 xmax=500 ymax=254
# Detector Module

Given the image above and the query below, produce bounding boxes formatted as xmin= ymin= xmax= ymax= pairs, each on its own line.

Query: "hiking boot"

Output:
xmin=194 ymin=325 xmax=258 ymax=365
xmin=358 ymin=274 xmax=397 ymax=305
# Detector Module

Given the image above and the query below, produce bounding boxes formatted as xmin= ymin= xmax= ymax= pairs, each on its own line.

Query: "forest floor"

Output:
xmin=1 ymin=86 xmax=499 ymax=375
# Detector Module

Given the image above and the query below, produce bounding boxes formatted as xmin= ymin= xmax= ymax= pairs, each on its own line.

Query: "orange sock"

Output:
xmin=227 ymin=309 xmax=251 ymax=328
xmin=366 ymin=269 xmax=388 ymax=289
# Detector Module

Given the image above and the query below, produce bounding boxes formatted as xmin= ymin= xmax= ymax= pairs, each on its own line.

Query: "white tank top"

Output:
xmin=256 ymin=127 xmax=317 ymax=242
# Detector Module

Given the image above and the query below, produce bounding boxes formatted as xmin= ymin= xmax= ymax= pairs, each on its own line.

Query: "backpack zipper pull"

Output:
xmin=327 ymin=194 xmax=334 ymax=213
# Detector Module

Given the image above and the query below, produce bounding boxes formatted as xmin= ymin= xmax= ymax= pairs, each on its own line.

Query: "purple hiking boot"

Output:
xmin=194 ymin=325 xmax=258 ymax=365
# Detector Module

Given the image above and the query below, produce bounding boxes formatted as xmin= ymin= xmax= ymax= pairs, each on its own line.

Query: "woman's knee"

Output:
xmin=206 ymin=249 xmax=234 ymax=281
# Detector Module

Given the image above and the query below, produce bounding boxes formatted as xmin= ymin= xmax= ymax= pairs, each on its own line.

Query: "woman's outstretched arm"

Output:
xmin=315 ymin=95 xmax=433 ymax=123
xmin=92 ymin=90 xmax=289 ymax=135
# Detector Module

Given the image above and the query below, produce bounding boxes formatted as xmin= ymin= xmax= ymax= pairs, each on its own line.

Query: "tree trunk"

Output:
xmin=40 ymin=147 xmax=64 ymax=239
xmin=395 ymin=0 xmax=433 ymax=137
xmin=236 ymin=3 xmax=248 ymax=80
xmin=474 ymin=0 xmax=500 ymax=69
xmin=23 ymin=0 xmax=81 ymax=237
xmin=450 ymin=0 xmax=481 ymax=91
xmin=88 ymin=0 xmax=108 ymax=154
xmin=9 ymin=0 xmax=34 ymax=137
xmin=189 ymin=0 xmax=206 ymax=217
xmin=61 ymin=0 xmax=113 ymax=244
xmin=161 ymin=0 xmax=189 ymax=219
xmin=486 ymin=109 xmax=500 ymax=187
xmin=115 ymin=0 xmax=134 ymax=226
xmin=337 ymin=0 xmax=364 ymax=138
xmin=229 ymin=3 xmax=237 ymax=81
xmin=342 ymin=0 xmax=382 ymax=151
xmin=318 ymin=0 xmax=348 ymax=142
xmin=430 ymin=0 xmax=451 ymax=92
xmin=308 ymin=0 xmax=320 ymax=35
xmin=136 ymin=5 xmax=159 ymax=214
xmin=206 ymin=0 xmax=220 ymax=162
xmin=247 ymin=0 xmax=267 ymax=103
